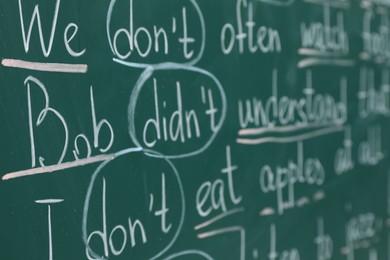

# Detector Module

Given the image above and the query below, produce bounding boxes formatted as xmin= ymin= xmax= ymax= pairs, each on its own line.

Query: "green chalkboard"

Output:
xmin=1 ymin=0 xmax=390 ymax=259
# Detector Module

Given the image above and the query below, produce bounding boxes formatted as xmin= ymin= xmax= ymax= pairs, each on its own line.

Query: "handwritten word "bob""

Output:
xmin=25 ymin=76 xmax=113 ymax=168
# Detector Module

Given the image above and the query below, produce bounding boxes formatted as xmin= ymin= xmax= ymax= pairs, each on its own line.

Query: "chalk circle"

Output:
xmin=82 ymin=147 xmax=185 ymax=260
xmin=127 ymin=63 xmax=227 ymax=159
xmin=107 ymin=0 xmax=206 ymax=68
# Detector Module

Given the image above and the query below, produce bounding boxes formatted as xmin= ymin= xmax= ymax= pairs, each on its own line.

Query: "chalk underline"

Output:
xmin=2 ymin=154 xmax=115 ymax=181
xmin=2 ymin=58 xmax=88 ymax=73
xmin=237 ymin=125 xmax=344 ymax=145
xmin=194 ymin=208 xmax=244 ymax=231
xmin=35 ymin=199 xmax=64 ymax=204
xmin=238 ymin=121 xmax=344 ymax=136
xmin=298 ymin=48 xmax=348 ymax=57
xmin=298 ymin=58 xmax=355 ymax=68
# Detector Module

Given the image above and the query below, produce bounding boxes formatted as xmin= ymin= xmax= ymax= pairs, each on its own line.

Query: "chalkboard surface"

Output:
xmin=1 ymin=0 xmax=390 ymax=259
